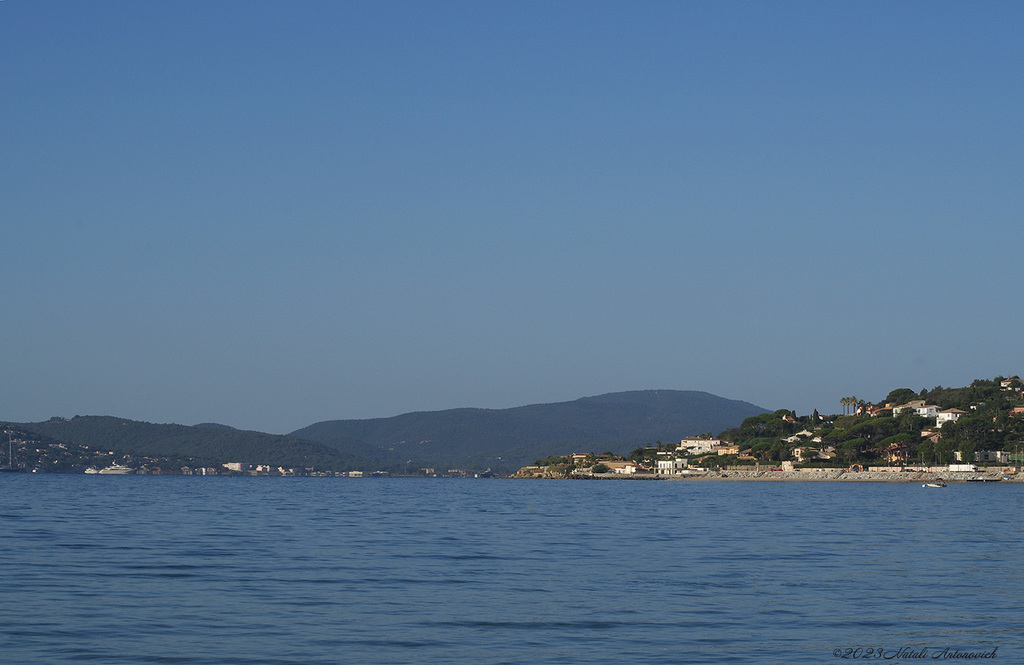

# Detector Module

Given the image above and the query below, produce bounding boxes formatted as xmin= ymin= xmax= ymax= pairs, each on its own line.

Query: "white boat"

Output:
xmin=98 ymin=464 xmax=136 ymax=475
xmin=923 ymin=482 xmax=946 ymax=488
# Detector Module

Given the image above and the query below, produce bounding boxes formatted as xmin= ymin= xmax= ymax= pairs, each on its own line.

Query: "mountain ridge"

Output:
xmin=12 ymin=390 xmax=767 ymax=473
xmin=290 ymin=390 xmax=768 ymax=471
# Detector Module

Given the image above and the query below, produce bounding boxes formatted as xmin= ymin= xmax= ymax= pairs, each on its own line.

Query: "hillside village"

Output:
xmin=516 ymin=375 xmax=1024 ymax=480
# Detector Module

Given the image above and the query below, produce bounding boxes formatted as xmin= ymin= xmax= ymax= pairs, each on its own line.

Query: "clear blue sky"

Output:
xmin=3 ymin=1 xmax=1022 ymax=433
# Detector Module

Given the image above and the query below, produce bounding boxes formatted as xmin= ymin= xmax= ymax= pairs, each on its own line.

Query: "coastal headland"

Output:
xmin=566 ymin=469 xmax=1020 ymax=482
xmin=518 ymin=376 xmax=1024 ymax=482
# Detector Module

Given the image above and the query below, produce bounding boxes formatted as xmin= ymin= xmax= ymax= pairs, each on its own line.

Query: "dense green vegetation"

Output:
xmin=715 ymin=377 xmax=1024 ymax=466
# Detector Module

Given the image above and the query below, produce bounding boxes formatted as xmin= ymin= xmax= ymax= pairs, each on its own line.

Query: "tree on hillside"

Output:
xmin=896 ymin=411 xmax=925 ymax=434
xmin=885 ymin=388 xmax=917 ymax=406
xmin=958 ymin=441 xmax=977 ymax=465
xmin=915 ymin=439 xmax=935 ymax=465
xmin=933 ymin=439 xmax=956 ymax=465
xmin=940 ymin=416 xmax=1005 ymax=451
xmin=726 ymin=411 xmax=799 ymax=443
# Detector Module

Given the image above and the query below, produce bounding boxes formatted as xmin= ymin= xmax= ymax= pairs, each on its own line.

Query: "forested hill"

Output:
xmin=291 ymin=390 xmax=768 ymax=471
xmin=14 ymin=416 xmax=377 ymax=471
xmin=13 ymin=390 xmax=766 ymax=473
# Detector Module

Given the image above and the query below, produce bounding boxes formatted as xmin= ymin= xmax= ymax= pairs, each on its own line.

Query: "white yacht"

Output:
xmin=97 ymin=464 xmax=136 ymax=475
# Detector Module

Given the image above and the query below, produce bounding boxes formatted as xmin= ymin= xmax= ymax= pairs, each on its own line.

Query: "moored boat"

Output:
xmin=97 ymin=464 xmax=136 ymax=475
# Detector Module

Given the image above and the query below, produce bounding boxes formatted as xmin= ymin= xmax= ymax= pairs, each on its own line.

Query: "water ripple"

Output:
xmin=0 ymin=476 xmax=1020 ymax=664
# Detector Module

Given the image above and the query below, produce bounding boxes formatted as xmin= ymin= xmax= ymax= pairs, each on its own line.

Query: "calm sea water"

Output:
xmin=0 ymin=476 xmax=1020 ymax=664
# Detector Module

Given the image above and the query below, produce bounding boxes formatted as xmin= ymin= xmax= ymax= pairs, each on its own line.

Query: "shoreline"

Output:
xmin=566 ymin=470 xmax=1021 ymax=482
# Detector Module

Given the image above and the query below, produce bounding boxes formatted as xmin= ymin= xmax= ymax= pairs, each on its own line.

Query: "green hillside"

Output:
xmin=710 ymin=376 xmax=1024 ymax=467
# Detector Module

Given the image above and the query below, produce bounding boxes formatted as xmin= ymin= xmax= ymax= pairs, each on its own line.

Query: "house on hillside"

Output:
xmin=936 ymin=408 xmax=966 ymax=428
xmin=864 ymin=403 xmax=889 ymax=417
xmin=892 ymin=400 xmax=924 ymax=416
xmin=882 ymin=441 xmax=912 ymax=464
xmin=678 ymin=438 xmax=724 ymax=454
xmin=793 ymin=447 xmax=821 ymax=463
xmin=785 ymin=430 xmax=822 ymax=444
xmin=892 ymin=401 xmax=940 ymax=419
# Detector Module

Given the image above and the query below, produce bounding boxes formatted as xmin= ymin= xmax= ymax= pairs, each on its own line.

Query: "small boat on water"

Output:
xmin=923 ymin=482 xmax=946 ymax=488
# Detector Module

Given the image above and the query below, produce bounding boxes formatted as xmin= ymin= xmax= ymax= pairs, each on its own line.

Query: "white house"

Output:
xmin=678 ymin=438 xmax=724 ymax=454
xmin=656 ymin=458 xmax=689 ymax=475
xmin=893 ymin=400 xmax=941 ymax=419
xmin=892 ymin=400 xmax=924 ymax=416
xmin=785 ymin=430 xmax=821 ymax=444
xmin=935 ymin=408 xmax=966 ymax=428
